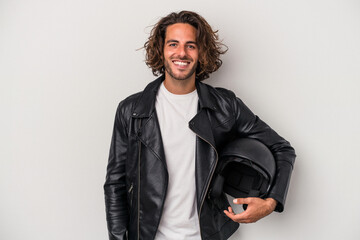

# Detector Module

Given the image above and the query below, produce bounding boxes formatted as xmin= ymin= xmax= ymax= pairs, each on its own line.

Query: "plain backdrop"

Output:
xmin=1 ymin=0 xmax=359 ymax=239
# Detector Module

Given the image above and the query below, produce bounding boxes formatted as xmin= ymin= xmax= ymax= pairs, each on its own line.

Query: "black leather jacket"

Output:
xmin=104 ymin=76 xmax=296 ymax=240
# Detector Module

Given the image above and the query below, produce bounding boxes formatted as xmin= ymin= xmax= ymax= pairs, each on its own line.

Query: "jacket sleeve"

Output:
xmin=233 ymin=97 xmax=296 ymax=212
xmin=104 ymin=102 xmax=129 ymax=239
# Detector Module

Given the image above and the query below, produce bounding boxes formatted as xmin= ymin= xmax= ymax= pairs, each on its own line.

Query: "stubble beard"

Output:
xmin=164 ymin=59 xmax=198 ymax=81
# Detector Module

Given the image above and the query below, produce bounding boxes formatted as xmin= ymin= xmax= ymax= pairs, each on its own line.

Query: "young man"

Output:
xmin=104 ymin=11 xmax=296 ymax=240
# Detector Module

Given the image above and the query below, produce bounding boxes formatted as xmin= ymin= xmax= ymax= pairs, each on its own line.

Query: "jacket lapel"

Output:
xmin=136 ymin=112 xmax=167 ymax=169
xmin=132 ymin=76 xmax=167 ymax=167
xmin=132 ymin=76 xmax=219 ymax=207
xmin=189 ymin=109 xmax=216 ymax=147
xmin=189 ymin=109 xmax=218 ymax=210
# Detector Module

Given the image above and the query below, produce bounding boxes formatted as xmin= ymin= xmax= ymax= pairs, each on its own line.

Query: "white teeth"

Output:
xmin=173 ymin=61 xmax=188 ymax=66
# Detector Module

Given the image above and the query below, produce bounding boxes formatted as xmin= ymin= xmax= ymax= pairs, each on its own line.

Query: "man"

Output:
xmin=104 ymin=11 xmax=296 ymax=240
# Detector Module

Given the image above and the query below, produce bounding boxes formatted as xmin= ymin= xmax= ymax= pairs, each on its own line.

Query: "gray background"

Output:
xmin=1 ymin=0 xmax=359 ymax=239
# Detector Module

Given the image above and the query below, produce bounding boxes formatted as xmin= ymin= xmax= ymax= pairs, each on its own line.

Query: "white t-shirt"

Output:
xmin=154 ymin=82 xmax=201 ymax=240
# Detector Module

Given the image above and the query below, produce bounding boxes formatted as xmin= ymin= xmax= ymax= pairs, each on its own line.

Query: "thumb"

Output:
xmin=233 ymin=198 xmax=250 ymax=205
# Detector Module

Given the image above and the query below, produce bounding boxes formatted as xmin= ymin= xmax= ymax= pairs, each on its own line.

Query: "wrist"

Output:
xmin=265 ymin=198 xmax=277 ymax=211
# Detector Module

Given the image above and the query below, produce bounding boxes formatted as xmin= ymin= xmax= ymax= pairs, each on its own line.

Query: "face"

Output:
xmin=163 ymin=23 xmax=199 ymax=82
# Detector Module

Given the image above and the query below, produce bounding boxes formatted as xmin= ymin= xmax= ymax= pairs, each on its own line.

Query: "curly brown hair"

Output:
xmin=144 ymin=11 xmax=228 ymax=81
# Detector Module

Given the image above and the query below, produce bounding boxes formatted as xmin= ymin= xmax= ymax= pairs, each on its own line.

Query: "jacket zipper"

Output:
xmin=137 ymin=119 xmax=142 ymax=240
xmin=128 ymin=183 xmax=134 ymax=193
xmin=128 ymin=183 xmax=134 ymax=207
xmin=193 ymin=131 xmax=219 ymax=239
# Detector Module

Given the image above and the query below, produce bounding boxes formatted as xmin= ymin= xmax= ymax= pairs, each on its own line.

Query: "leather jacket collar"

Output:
xmin=131 ymin=75 xmax=219 ymax=118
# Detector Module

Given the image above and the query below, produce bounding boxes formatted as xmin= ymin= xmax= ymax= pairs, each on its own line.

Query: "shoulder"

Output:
xmin=119 ymin=91 xmax=143 ymax=108
xmin=198 ymin=81 xmax=238 ymax=106
xmin=214 ymin=86 xmax=237 ymax=100
xmin=116 ymin=91 xmax=142 ymax=120
xmin=201 ymin=81 xmax=236 ymax=98
xmin=115 ymin=76 xmax=163 ymax=120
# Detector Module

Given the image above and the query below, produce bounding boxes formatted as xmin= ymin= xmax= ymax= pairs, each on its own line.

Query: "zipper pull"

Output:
xmin=128 ymin=183 xmax=133 ymax=193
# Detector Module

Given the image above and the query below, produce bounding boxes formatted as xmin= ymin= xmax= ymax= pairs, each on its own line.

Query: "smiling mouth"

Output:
xmin=172 ymin=60 xmax=190 ymax=66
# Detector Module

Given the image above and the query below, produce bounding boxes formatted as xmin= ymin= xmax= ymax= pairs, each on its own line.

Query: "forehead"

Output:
xmin=165 ymin=23 xmax=197 ymax=41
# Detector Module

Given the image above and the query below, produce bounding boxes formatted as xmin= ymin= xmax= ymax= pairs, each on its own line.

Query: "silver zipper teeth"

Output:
xmin=194 ymin=132 xmax=219 ymax=239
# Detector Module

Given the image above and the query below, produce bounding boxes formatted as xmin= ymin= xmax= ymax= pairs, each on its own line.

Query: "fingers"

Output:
xmin=224 ymin=208 xmax=253 ymax=223
xmin=224 ymin=197 xmax=269 ymax=223
xmin=223 ymin=206 xmax=234 ymax=216
xmin=223 ymin=202 xmax=252 ymax=223
xmin=232 ymin=197 xmax=252 ymax=205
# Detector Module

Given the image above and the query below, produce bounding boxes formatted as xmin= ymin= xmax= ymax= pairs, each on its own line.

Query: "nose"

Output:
xmin=177 ymin=44 xmax=186 ymax=58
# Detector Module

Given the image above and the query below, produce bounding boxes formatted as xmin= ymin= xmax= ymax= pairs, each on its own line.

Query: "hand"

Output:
xmin=223 ymin=197 xmax=277 ymax=223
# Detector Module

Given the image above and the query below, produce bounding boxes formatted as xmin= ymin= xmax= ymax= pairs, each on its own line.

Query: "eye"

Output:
xmin=187 ymin=45 xmax=196 ymax=49
xmin=169 ymin=43 xmax=177 ymax=47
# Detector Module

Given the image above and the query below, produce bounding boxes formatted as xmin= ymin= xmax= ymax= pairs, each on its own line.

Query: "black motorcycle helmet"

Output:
xmin=210 ymin=138 xmax=276 ymax=199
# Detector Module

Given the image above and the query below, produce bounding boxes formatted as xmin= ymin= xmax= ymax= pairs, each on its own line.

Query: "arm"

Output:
xmin=224 ymin=198 xmax=277 ymax=223
xmin=104 ymin=102 xmax=129 ymax=239
xmin=225 ymin=96 xmax=296 ymax=222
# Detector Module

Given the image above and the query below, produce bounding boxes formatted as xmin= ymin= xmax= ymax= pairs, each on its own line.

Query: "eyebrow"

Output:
xmin=166 ymin=40 xmax=197 ymax=45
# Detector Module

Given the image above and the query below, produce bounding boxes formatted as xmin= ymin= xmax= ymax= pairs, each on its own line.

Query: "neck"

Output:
xmin=164 ymin=73 xmax=196 ymax=95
